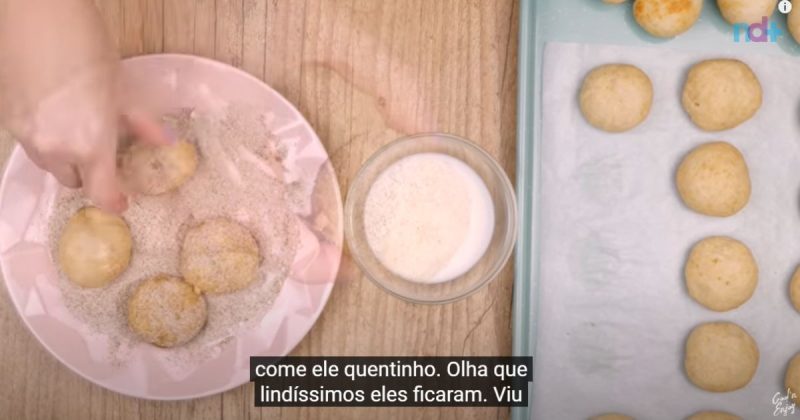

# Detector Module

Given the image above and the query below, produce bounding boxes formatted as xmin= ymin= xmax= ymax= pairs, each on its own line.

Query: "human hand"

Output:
xmin=0 ymin=0 xmax=172 ymax=213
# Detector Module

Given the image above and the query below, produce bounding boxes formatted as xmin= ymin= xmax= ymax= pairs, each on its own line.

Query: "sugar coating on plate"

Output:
xmin=579 ymin=64 xmax=653 ymax=132
xmin=128 ymin=274 xmax=207 ymax=348
xmin=180 ymin=217 xmax=261 ymax=294
xmin=57 ymin=207 xmax=132 ymax=288
xmin=120 ymin=140 xmax=199 ymax=195
xmin=687 ymin=411 xmax=741 ymax=420
xmin=789 ymin=6 xmax=800 ymax=44
xmin=684 ymin=322 xmax=759 ymax=392
xmin=685 ymin=236 xmax=757 ymax=312
xmin=675 ymin=142 xmax=750 ymax=217
xmin=590 ymin=414 xmax=634 ymax=420
xmin=717 ymin=0 xmax=776 ymax=25
xmin=682 ymin=59 xmax=762 ymax=131
xmin=785 ymin=352 xmax=800 ymax=404
xmin=633 ymin=0 xmax=703 ymax=38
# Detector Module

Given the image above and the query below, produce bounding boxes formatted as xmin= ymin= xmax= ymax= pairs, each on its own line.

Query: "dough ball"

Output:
xmin=685 ymin=236 xmax=758 ymax=312
xmin=681 ymin=59 xmax=762 ymax=131
xmin=717 ymin=0 xmax=776 ymax=25
xmin=128 ymin=274 xmax=207 ymax=348
xmin=687 ymin=412 xmax=741 ymax=420
xmin=789 ymin=266 xmax=800 ymax=313
xmin=675 ymin=142 xmax=751 ymax=217
xmin=684 ymin=322 xmax=759 ymax=392
xmin=57 ymin=207 xmax=132 ymax=288
xmin=785 ymin=352 xmax=800 ymax=404
xmin=579 ymin=64 xmax=653 ymax=132
xmin=590 ymin=414 xmax=634 ymax=420
xmin=634 ymin=0 xmax=703 ymax=38
xmin=121 ymin=140 xmax=199 ymax=195
xmin=789 ymin=6 xmax=800 ymax=44
xmin=603 ymin=0 xmax=627 ymax=4
xmin=180 ymin=218 xmax=260 ymax=294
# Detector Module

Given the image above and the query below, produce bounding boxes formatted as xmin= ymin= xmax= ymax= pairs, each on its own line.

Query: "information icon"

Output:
xmin=780 ymin=0 xmax=792 ymax=14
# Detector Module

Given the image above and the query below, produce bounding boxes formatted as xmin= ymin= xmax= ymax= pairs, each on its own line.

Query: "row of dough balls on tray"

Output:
xmin=56 ymin=140 xmax=262 ymax=348
xmin=603 ymin=0 xmax=800 ymax=45
xmin=580 ymin=56 xmax=789 ymax=419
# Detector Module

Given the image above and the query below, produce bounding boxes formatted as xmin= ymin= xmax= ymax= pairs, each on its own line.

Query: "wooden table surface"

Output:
xmin=0 ymin=1 xmax=519 ymax=419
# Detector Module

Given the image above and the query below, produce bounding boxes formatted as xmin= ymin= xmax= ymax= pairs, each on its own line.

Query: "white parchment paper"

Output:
xmin=531 ymin=42 xmax=800 ymax=419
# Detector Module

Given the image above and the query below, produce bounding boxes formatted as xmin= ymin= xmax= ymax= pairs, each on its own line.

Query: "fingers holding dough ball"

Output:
xmin=687 ymin=412 xmax=741 ymax=420
xmin=180 ymin=218 xmax=261 ymax=294
xmin=579 ymin=64 xmax=653 ymax=132
xmin=685 ymin=236 xmax=758 ymax=312
xmin=57 ymin=207 xmax=132 ymax=288
xmin=717 ymin=0 xmax=776 ymax=25
xmin=128 ymin=274 xmax=207 ymax=348
xmin=676 ymin=142 xmax=751 ymax=217
xmin=121 ymin=140 xmax=199 ymax=196
xmin=682 ymin=59 xmax=762 ymax=131
xmin=634 ymin=0 xmax=703 ymax=38
xmin=684 ymin=321 xmax=759 ymax=392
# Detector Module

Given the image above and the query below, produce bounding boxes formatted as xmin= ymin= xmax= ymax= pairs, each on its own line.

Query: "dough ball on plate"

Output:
xmin=789 ymin=6 xmax=800 ymax=44
xmin=686 ymin=412 xmax=741 ymax=420
xmin=121 ymin=140 xmax=199 ymax=195
xmin=675 ymin=142 xmax=750 ymax=217
xmin=180 ymin=217 xmax=261 ymax=294
xmin=590 ymin=414 xmax=634 ymax=420
xmin=634 ymin=0 xmax=703 ymax=38
xmin=717 ymin=0 xmax=776 ymax=25
xmin=128 ymin=274 xmax=207 ymax=348
xmin=603 ymin=0 xmax=627 ymax=4
xmin=682 ymin=59 xmax=762 ymax=131
xmin=685 ymin=236 xmax=757 ymax=312
xmin=785 ymin=352 xmax=800 ymax=403
xmin=579 ymin=64 xmax=653 ymax=132
xmin=684 ymin=321 xmax=759 ymax=392
xmin=57 ymin=207 xmax=132 ymax=288
xmin=789 ymin=266 xmax=800 ymax=313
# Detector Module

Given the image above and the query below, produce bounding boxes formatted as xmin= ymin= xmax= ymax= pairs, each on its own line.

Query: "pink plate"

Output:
xmin=0 ymin=55 xmax=343 ymax=400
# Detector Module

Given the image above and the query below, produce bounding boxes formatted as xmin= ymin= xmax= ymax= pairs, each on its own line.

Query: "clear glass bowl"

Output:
xmin=344 ymin=133 xmax=517 ymax=304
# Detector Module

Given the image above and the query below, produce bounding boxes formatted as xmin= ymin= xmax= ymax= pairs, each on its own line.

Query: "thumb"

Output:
xmin=123 ymin=110 xmax=175 ymax=146
xmin=80 ymin=152 xmax=128 ymax=214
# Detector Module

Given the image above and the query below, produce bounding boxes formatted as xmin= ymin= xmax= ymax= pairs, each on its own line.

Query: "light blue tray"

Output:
xmin=512 ymin=1 xmax=796 ymax=419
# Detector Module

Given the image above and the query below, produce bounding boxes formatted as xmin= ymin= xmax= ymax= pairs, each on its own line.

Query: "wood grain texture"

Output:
xmin=0 ymin=0 xmax=519 ymax=419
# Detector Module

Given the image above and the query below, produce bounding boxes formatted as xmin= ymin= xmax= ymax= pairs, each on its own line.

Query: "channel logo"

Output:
xmin=733 ymin=17 xmax=783 ymax=43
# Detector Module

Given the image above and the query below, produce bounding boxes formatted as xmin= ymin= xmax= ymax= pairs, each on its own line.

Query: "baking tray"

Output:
xmin=512 ymin=1 xmax=799 ymax=419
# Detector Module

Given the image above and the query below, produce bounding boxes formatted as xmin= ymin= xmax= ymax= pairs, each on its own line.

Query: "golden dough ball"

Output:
xmin=57 ymin=207 xmax=132 ymax=288
xmin=603 ymin=0 xmax=627 ymax=4
xmin=785 ymin=352 xmax=800 ymax=404
xmin=682 ymin=59 xmax=762 ymax=131
xmin=579 ymin=64 xmax=653 ymax=132
xmin=128 ymin=274 xmax=207 ymax=348
xmin=717 ymin=0 xmax=776 ymax=25
xmin=634 ymin=0 xmax=703 ymax=38
xmin=789 ymin=6 xmax=800 ymax=44
xmin=685 ymin=236 xmax=757 ymax=312
xmin=684 ymin=322 xmax=759 ymax=392
xmin=121 ymin=140 xmax=199 ymax=195
xmin=789 ymin=266 xmax=800 ymax=313
xmin=180 ymin=218 xmax=261 ymax=294
xmin=686 ymin=411 xmax=741 ymax=420
xmin=590 ymin=414 xmax=634 ymax=420
xmin=675 ymin=142 xmax=750 ymax=217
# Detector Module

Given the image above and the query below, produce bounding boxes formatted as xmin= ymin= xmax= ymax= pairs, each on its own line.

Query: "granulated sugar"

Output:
xmin=364 ymin=153 xmax=495 ymax=283
xmin=48 ymin=106 xmax=300 ymax=372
